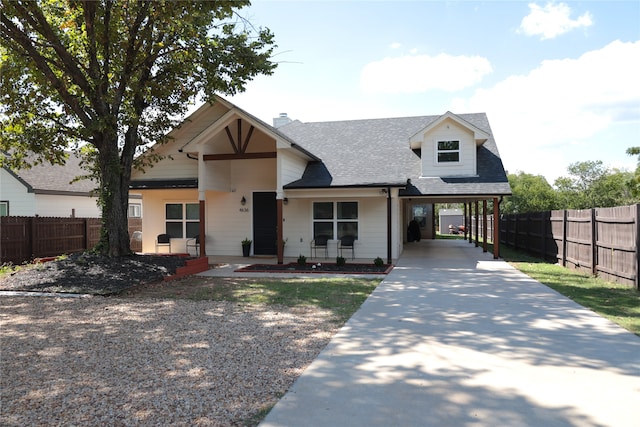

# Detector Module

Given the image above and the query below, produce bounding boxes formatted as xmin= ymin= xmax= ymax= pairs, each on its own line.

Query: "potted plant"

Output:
xmin=241 ymin=237 xmax=252 ymax=257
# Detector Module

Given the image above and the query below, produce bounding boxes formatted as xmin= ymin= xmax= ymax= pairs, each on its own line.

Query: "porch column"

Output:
xmin=386 ymin=187 xmax=392 ymax=264
xmin=493 ymin=197 xmax=500 ymax=259
xmin=199 ymin=199 xmax=206 ymax=257
xmin=482 ymin=199 xmax=488 ymax=253
xmin=277 ymin=198 xmax=284 ymax=264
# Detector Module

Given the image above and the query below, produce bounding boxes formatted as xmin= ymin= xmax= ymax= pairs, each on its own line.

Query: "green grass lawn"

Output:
xmin=499 ymin=245 xmax=640 ymax=336
xmin=127 ymin=276 xmax=381 ymax=325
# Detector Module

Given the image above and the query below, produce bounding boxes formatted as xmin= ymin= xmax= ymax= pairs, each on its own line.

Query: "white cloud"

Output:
xmin=360 ymin=53 xmax=492 ymax=94
xmin=452 ymin=40 xmax=640 ymax=181
xmin=519 ymin=2 xmax=593 ymax=40
xmin=390 ymin=42 xmax=402 ymax=49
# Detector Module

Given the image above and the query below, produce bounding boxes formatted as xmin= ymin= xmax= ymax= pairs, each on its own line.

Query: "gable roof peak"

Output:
xmin=409 ymin=111 xmax=491 ymax=147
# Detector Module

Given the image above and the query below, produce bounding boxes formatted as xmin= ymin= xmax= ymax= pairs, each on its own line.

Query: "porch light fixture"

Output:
xmin=283 ymin=197 xmax=289 ymax=205
xmin=241 ymin=196 xmax=246 ymax=206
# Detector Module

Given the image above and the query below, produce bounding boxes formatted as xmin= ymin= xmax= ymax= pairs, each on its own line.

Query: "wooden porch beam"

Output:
xmin=241 ymin=125 xmax=255 ymax=153
xmin=203 ymin=152 xmax=276 ymax=161
xmin=237 ymin=119 xmax=242 ymax=154
xmin=224 ymin=126 xmax=239 ymax=153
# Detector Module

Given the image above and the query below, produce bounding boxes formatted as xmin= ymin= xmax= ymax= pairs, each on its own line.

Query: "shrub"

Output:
xmin=336 ymin=256 xmax=346 ymax=266
xmin=373 ymin=257 xmax=384 ymax=267
xmin=297 ymin=254 xmax=307 ymax=265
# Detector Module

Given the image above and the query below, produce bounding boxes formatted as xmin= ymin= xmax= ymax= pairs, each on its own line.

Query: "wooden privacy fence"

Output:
xmin=0 ymin=216 xmax=142 ymax=265
xmin=499 ymin=204 xmax=640 ymax=289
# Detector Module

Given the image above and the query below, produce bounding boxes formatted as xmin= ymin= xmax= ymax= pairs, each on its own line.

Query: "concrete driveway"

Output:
xmin=260 ymin=239 xmax=640 ymax=427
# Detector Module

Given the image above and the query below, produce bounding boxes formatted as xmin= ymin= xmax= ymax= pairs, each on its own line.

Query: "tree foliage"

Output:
xmin=502 ymin=172 xmax=557 ymax=214
xmin=504 ymin=158 xmax=638 ymax=215
xmin=554 ymin=160 xmax=635 ymax=209
xmin=1 ymin=0 xmax=276 ymax=256
xmin=627 ymin=146 xmax=640 ymax=197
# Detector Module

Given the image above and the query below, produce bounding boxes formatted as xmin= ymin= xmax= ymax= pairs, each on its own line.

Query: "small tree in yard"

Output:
xmin=0 ymin=0 xmax=276 ymax=256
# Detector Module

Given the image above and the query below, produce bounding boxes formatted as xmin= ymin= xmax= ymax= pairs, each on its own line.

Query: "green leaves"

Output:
xmin=1 ymin=0 xmax=277 ymax=255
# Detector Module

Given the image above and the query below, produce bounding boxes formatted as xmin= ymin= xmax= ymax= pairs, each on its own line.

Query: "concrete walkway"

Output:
xmin=260 ymin=239 xmax=640 ymax=427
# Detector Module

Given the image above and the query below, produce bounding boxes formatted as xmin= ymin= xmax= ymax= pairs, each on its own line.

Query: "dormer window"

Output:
xmin=437 ymin=140 xmax=460 ymax=163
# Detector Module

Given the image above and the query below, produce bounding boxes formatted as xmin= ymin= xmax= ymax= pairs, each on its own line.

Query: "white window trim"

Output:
xmin=0 ymin=201 xmax=8 ymax=216
xmin=165 ymin=202 xmax=200 ymax=239
xmin=312 ymin=201 xmax=359 ymax=240
xmin=128 ymin=203 xmax=142 ymax=218
xmin=435 ymin=139 xmax=461 ymax=164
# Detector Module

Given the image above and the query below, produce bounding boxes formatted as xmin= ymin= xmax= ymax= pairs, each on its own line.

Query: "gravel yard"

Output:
xmin=0 ymin=295 xmax=339 ymax=426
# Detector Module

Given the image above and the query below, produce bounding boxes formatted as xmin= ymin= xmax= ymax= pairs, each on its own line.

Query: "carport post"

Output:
xmin=482 ymin=199 xmax=488 ymax=253
xmin=493 ymin=197 xmax=500 ymax=259
xmin=474 ymin=201 xmax=479 ymax=247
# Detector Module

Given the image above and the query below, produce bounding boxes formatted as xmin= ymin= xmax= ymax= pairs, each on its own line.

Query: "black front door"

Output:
xmin=253 ymin=192 xmax=277 ymax=255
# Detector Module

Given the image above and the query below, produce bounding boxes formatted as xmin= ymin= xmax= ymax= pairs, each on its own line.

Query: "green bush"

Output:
xmin=297 ymin=254 xmax=307 ymax=265
xmin=336 ymin=256 xmax=346 ymax=266
xmin=373 ymin=257 xmax=384 ymax=267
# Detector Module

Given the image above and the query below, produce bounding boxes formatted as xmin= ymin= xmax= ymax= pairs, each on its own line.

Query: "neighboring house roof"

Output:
xmin=3 ymin=152 xmax=97 ymax=196
xmin=278 ymin=113 xmax=511 ymax=197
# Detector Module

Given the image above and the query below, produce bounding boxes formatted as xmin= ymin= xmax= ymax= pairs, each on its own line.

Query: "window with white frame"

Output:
xmin=312 ymin=201 xmax=358 ymax=239
xmin=0 ymin=201 xmax=8 ymax=216
xmin=437 ymin=140 xmax=460 ymax=163
xmin=128 ymin=203 xmax=141 ymax=218
xmin=165 ymin=203 xmax=199 ymax=238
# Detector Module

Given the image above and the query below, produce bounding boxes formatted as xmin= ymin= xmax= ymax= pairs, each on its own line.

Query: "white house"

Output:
xmin=130 ymin=97 xmax=511 ymax=262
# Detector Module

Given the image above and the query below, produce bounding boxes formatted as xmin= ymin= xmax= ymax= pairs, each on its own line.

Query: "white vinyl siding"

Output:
xmin=281 ymin=194 xmax=390 ymax=260
xmin=0 ymin=168 xmax=35 ymax=216
xmin=279 ymin=149 xmax=307 ymax=186
xmin=420 ymin=120 xmax=477 ymax=177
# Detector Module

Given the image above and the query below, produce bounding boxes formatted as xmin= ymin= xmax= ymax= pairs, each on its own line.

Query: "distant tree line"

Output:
xmin=502 ymin=148 xmax=640 ymax=214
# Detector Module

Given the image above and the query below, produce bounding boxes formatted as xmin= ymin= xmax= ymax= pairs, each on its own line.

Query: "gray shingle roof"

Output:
xmin=4 ymin=152 xmax=97 ymax=195
xmin=278 ymin=113 xmax=511 ymax=197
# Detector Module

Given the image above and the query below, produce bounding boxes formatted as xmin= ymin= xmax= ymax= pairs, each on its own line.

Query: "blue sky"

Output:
xmin=225 ymin=1 xmax=640 ymax=183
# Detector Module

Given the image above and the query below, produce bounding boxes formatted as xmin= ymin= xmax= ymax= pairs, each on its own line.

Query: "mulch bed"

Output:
xmin=235 ymin=262 xmax=393 ymax=274
xmin=0 ymin=253 xmax=190 ymax=295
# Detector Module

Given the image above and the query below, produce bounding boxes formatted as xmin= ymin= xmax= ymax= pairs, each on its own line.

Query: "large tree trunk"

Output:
xmin=96 ymin=131 xmax=133 ymax=257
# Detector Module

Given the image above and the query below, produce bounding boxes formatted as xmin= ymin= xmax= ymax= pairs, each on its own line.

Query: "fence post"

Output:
xmin=591 ymin=208 xmax=597 ymax=276
xmin=29 ymin=216 xmax=36 ymax=259
xmin=635 ymin=204 xmax=640 ymax=290
xmin=84 ymin=218 xmax=90 ymax=250
xmin=562 ymin=210 xmax=567 ymax=267
xmin=542 ymin=211 xmax=548 ymax=260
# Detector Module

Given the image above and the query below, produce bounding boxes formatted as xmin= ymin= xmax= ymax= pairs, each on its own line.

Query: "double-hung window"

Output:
xmin=128 ymin=203 xmax=141 ymax=218
xmin=312 ymin=201 xmax=358 ymax=239
xmin=165 ymin=203 xmax=199 ymax=238
xmin=437 ymin=140 xmax=460 ymax=163
xmin=0 ymin=201 xmax=8 ymax=217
